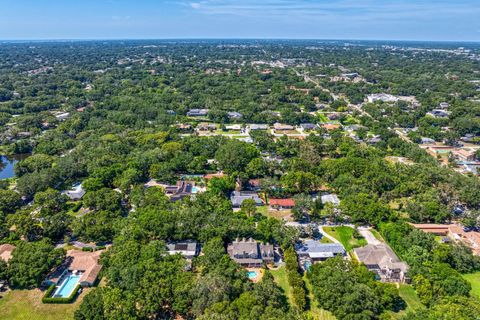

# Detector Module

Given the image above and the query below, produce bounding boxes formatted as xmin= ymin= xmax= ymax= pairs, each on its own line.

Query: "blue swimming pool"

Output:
xmin=247 ymin=271 xmax=257 ymax=279
xmin=191 ymin=186 xmax=199 ymax=194
xmin=54 ymin=274 xmax=81 ymax=298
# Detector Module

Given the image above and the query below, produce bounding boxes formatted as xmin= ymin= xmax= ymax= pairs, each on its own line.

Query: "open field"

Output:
xmin=463 ymin=272 xmax=480 ymax=297
xmin=323 ymin=226 xmax=367 ymax=251
xmin=0 ymin=288 xmax=92 ymax=320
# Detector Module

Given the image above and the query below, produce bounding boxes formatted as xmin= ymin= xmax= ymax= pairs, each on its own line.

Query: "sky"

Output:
xmin=1 ymin=0 xmax=479 ymax=41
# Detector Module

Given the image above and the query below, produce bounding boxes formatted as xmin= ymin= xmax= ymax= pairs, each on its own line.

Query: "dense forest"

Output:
xmin=0 ymin=40 xmax=480 ymax=320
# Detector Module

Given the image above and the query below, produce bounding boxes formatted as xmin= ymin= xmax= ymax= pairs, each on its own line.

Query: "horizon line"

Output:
xmin=1 ymin=37 xmax=479 ymax=44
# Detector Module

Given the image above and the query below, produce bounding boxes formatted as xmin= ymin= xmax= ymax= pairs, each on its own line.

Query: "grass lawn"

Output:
xmin=0 ymin=288 xmax=92 ymax=320
xmin=320 ymin=236 xmax=333 ymax=244
xmin=317 ymin=114 xmax=329 ymax=123
xmin=270 ymin=267 xmax=293 ymax=305
xmin=463 ymin=272 xmax=480 ymax=297
xmin=323 ymin=226 xmax=367 ymax=251
xmin=258 ymin=206 xmax=292 ymax=221
xmin=399 ymin=285 xmax=424 ymax=312
xmin=370 ymin=229 xmax=384 ymax=242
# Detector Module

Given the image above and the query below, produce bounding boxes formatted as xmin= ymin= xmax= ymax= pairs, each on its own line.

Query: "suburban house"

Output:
xmin=321 ymin=193 xmax=340 ymax=206
xmin=227 ymin=111 xmax=243 ymax=120
xmin=230 ymin=191 xmax=263 ymax=208
xmin=273 ymin=123 xmax=295 ymax=131
xmin=366 ymin=93 xmax=399 ymax=103
xmin=249 ymin=124 xmax=269 ymax=131
xmin=411 ymin=224 xmax=480 ymax=255
xmin=225 ymin=124 xmax=242 ymax=131
xmin=167 ymin=241 xmax=200 ymax=260
xmin=300 ymin=123 xmax=318 ymax=131
xmin=144 ymin=180 xmax=201 ymax=201
xmin=197 ymin=123 xmax=217 ymax=131
xmin=269 ymin=198 xmax=295 ymax=210
xmin=295 ymin=240 xmax=346 ymax=269
xmin=452 ymin=149 xmax=477 ymax=162
xmin=176 ymin=123 xmax=192 ymax=131
xmin=426 ymin=109 xmax=450 ymax=118
xmin=0 ymin=244 xmax=15 ymax=263
xmin=44 ymin=249 xmax=103 ymax=288
xmin=61 ymin=183 xmax=86 ymax=201
xmin=321 ymin=123 xmax=341 ymax=131
xmin=227 ymin=238 xmax=274 ymax=267
xmin=353 ymin=244 xmax=409 ymax=283
xmin=187 ymin=109 xmax=209 ymax=117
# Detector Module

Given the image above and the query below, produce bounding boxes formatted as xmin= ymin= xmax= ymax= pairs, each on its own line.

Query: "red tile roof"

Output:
xmin=269 ymin=198 xmax=295 ymax=207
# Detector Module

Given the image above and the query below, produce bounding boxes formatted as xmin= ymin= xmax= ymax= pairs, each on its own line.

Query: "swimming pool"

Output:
xmin=54 ymin=274 xmax=81 ymax=298
xmin=247 ymin=271 xmax=257 ymax=279
xmin=191 ymin=186 xmax=199 ymax=194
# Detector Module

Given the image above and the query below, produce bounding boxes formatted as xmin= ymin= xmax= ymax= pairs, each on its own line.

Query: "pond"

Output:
xmin=0 ymin=154 xmax=29 ymax=179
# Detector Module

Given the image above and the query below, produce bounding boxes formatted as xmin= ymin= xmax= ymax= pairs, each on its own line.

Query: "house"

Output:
xmin=197 ymin=123 xmax=217 ymax=131
xmin=225 ymin=124 xmax=242 ymax=131
xmin=321 ymin=123 xmax=341 ymax=131
xmin=227 ymin=111 xmax=243 ymax=120
xmin=44 ymin=250 xmax=103 ymax=288
xmin=452 ymin=149 xmax=477 ymax=162
xmin=204 ymin=172 xmax=226 ymax=180
xmin=55 ymin=112 xmax=70 ymax=121
xmin=176 ymin=123 xmax=192 ymax=131
xmin=420 ymin=137 xmax=436 ymax=144
xmin=300 ymin=123 xmax=318 ymax=131
xmin=321 ymin=194 xmax=340 ymax=206
xmin=145 ymin=180 xmax=200 ymax=201
xmin=269 ymin=198 xmax=295 ymax=210
xmin=367 ymin=137 xmax=382 ymax=145
xmin=227 ymin=238 xmax=274 ymax=267
xmin=0 ymin=244 xmax=15 ymax=263
xmin=166 ymin=241 xmax=200 ymax=260
xmin=295 ymin=241 xmax=346 ymax=268
xmin=426 ymin=109 xmax=450 ymax=118
xmin=249 ymin=124 xmax=269 ymax=131
xmin=230 ymin=191 xmax=263 ymax=208
xmin=409 ymin=223 xmax=451 ymax=236
xmin=327 ymin=113 xmax=339 ymax=121
xmin=439 ymin=102 xmax=449 ymax=109
xmin=366 ymin=93 xmax=399 ymax=103
xmin=187 ymin=109 xmax=209 ymax=117
xmin=448 ymin=225 xmax=480 ymax=255
xmin=62 ymin=183 xmax=86 ymax=201
xmin=353 ymin=244 xmax=409 ymax=283
xmin=273 ymin=123 xmax=295 ymax=131
xmin=246 ymin=179 xmax=261 ymax=191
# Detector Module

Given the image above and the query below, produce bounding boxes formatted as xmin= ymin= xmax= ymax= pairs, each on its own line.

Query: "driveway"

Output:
xmin=357 ymin=227 xmax=381 ymax=245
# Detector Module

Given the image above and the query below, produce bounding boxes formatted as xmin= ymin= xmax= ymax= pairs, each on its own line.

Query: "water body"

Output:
xmin=0 ymin=154 xmax=29 ymax=179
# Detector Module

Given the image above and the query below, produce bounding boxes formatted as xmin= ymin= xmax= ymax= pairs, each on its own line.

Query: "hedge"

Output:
xmin=284 ymin=247 xmax=307 ymax=310
xmin=42 ymin=283 xmax=81 ymax=304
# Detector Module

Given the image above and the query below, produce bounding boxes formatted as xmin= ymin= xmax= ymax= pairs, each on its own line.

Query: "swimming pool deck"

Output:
xmin=245 ymin=267 xmax=264 ymax=283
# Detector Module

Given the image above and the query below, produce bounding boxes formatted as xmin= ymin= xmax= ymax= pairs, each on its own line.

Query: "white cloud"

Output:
xmin=190 ymin=2 xmax=202 ymax=9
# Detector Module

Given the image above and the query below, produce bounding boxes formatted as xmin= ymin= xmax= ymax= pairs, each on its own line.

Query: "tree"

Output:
xmin=241 ymin=199 xmax=257 ymax=217
xmin=215 ymin=139 xmax=259 ymax=173
xmin=0 ymin=189 xmax=22 ymax=214
xmin=8 ymin=240 xmax=64 ymax=288
xmin=74 ymin=288 xmax=105 ymax=320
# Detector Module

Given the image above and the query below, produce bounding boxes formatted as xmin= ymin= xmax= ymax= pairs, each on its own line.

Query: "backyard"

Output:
xmin=323 ymin=226 xmax=367 ymax=251
xmin=0 ymin=288 xmax=91 ymax=320
xmin=463 ymin=271 xmax=480 ymax=297
xmin=270 ymin=266 xmax=336 ymax=320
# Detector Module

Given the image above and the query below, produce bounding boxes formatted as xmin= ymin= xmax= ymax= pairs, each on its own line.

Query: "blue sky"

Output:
xmin=1 ymin=0 xmax=479 ymax=41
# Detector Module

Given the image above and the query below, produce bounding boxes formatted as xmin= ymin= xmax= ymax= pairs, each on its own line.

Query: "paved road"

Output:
xmin=357 ymin=227 xmax=382 ymax=245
